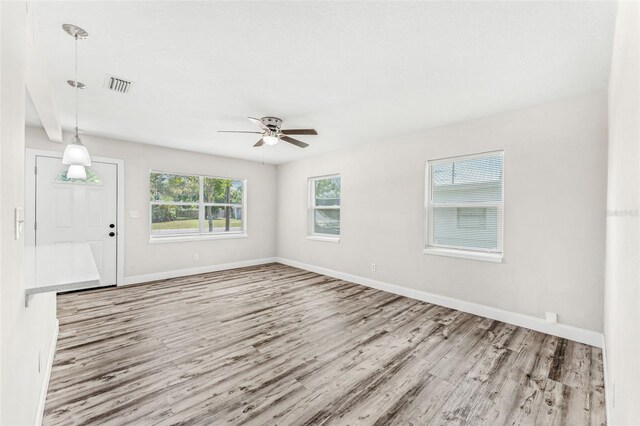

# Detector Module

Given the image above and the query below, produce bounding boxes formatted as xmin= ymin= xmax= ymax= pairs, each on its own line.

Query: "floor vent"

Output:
xmin=104 ymin=75 xmax=133 ymax=94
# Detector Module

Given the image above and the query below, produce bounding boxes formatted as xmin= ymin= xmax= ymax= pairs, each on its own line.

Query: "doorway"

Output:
xmin=26 ymin=149 xmax=124 ymax=286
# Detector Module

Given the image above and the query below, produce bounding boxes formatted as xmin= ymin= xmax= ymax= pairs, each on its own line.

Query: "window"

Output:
xmin=308 ymin=175 xmax=340 ymax=241
xmin=425 ymin=151 xmax=503 ymax=262
xmin=149 ymin=172 xmax=246 ymax=241
xmin=55 ymin=166 xmax=102 ymax=185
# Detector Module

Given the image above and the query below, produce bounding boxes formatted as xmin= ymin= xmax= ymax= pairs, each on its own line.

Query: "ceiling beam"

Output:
xmin=25 ymin=4 xmax=63 ymax=143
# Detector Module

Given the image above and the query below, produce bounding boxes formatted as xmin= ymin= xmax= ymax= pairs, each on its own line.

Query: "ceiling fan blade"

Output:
xmin=248 ymin=117 xmax=269 ymax=132
xmin=281 ymin=135 xmax=309 ymax=148
xmin=281 ymin=129 xmax=318 ymax=135
xmin=218 ymin=130 xmax=264 ymax=134
xmin=254 ymin=139 xmax=265 ymax=147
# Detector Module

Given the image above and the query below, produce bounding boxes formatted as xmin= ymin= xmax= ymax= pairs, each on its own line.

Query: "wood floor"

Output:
xmin=44 ymin=263 xmax=606 ymax=425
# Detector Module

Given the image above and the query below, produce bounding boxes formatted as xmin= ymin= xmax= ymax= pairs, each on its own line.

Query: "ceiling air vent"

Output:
xmin=104 ymin=75 xmax=133 ymax=94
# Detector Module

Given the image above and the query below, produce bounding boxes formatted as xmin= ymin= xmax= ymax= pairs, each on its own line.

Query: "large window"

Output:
xmin=425 ymin=151 xmax=503 ymax=262
xmin=308 ymin=175 xmax=341 ymax=240
xmin=150 ymin=172 xmax=246 ymax=241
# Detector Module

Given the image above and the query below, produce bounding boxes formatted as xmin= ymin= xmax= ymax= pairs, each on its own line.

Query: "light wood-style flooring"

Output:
xmin=44 ymin=263 xmax=606 ymax=425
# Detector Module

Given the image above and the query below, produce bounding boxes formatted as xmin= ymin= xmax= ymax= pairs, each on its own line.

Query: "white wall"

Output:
xmin=25 ymin=126 xmax=278 ymax=283
xmin=0 ymin=2 xmax=58 ymax=425
xmin=604 ymin=2 xmax=640 ymax=424
xmin=277 ymin=92 xmax=608 ymax=333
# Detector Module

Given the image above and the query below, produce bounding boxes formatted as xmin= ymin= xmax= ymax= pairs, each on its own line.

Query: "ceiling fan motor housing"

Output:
xmin=262 ymin=117 xmax=282 ymax=132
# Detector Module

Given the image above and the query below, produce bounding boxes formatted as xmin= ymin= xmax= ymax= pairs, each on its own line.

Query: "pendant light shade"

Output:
xmin=62 ymin=24 xmax=91 ymax=166
xmin=62 ymin=129 xmax=91 ymax=166
xmin=67 ymin=164 xmax=87 ymax=180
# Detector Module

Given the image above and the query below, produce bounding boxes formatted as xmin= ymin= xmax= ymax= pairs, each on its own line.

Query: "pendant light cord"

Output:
xmin=74 ymin=34 xmax=79 ymax=137
xmin=61 ymin=24 xmax=91 ymax=169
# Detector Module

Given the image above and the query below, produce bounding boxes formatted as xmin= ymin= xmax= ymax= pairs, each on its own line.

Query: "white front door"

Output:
xmin=35 ymin=155 xmax=118 ymax=286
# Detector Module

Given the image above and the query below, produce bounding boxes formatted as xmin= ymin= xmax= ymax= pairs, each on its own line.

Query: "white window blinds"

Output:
xmin=427 ymin=152 xmax=503 ymax=253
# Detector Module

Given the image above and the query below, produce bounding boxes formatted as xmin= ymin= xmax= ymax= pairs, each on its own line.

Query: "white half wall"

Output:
xmin=1 ymin=2 xmax=58 ymax=425
xmin=604 ymin=1 xmax=640 ymax=424
xmin=277 ymin=91 xmax=608 ymax=333
xmin=25 ymin=127 xmax=278 ymax=281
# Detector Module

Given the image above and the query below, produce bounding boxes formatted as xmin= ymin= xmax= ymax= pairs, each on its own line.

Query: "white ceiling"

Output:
xmin=27 ymin=1 xmax=617 ymax=164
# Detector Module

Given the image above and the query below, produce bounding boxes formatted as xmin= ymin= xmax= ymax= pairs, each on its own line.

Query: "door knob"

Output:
xmin=109 ymin=232 xmax=115 ymax=237
xmin=109 ymin=224 xmax=115 ymax=228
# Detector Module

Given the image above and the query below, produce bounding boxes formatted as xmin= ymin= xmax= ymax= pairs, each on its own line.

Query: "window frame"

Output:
xmin=424 ymin=151 xmax=504 ymax=263
xmin=308 ymin=174 xmax=341 ymax=243
xmin=149 ymin=170 xmax=247 ymax=243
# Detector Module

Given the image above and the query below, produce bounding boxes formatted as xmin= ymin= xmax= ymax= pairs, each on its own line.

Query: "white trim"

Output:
xmin=274 ymin=257 xmax=603 ymax=348
xmin=307 ymin=235 xmax=340 ymax=243
xmin=116 ymin=159 xmax=125 ymax=287
xmin=602 ymin=335 xmax=612 ymax=424
xmin=25 ymin=149 xmax=126 ymax=286
xmin=34 ymin=319 xmax=59 ymax=426
xmin=148 ymin=233 xmax=248 ymax=244
xmin=423 ymin=247 xmax=503 ymax=263
xmin=123 ymin=257 xmax=276 ymax=285
xmin=149 ymin=168 xmax=245 ymax=181
xmin=427 ymin=149 xmax=506 ymax=165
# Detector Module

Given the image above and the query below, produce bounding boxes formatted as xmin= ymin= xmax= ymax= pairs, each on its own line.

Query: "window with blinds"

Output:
xmin=426 ymin=151 xmax=504 ymax=259
xmin=308 ymin=174 xmax=341 ymax=239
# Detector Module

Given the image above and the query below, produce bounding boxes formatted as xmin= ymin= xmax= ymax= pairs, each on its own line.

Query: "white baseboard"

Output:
xmin=275 ymin=257 xmax=603 ymax=348
xmin=601 ymin=335 xmax=612 ymax=424
xmin=120 ymin=256 xmax=602 ymax=347
xmin=123 ymin=257 xmax=277 ymax=286
xmin=34 ymin=319 xmax=59 ymax=426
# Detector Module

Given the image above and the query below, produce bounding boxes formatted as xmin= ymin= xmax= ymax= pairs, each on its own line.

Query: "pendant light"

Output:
xmin=67 ymin=165 xmax=87 ymax=180
xmin=62 ymin=24 xmax=91 ymax=167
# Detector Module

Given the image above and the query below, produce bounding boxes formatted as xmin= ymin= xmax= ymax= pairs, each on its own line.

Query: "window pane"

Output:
xmin=314 ymin=208 xmax=340 ymax=235
xmin=315 ymin=177 xmax=340 ymax=207
xmin=55 ymin=167 xmax=102 ymax=185
xmin=203 ymin=178 xmax=243 ymax=204
xmin=204 ymin=206 xmax=243 ymax=233
xmin=151 ymin=205 xmax=199 ymax=235
xmin=150 ymin=173 xmax=199 ymax=202
xmin=432 ymin=155 xmax=502 ymax=203
xmin=432 ymin=206 xmax=500 ymax=250
xmin=457 ymin=207 xmax=487 ymax=229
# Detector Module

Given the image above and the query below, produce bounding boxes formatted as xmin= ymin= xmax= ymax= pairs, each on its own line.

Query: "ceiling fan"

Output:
xmin=218 ymin=117 xmax=317 ymax=148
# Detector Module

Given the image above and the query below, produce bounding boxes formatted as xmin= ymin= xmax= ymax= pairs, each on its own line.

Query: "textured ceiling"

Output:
xmin=27 ymin=1 xmax=617 ymax=164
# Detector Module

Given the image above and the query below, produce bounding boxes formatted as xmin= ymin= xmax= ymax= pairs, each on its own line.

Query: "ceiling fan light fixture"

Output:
xmin=218 ymin=117 xmax=316 ymax=149
xmin=263 ymin=135 xmax=279 ymax=146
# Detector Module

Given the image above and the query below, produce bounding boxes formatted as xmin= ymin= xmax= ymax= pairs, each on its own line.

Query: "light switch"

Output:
xmin=14 ymin=207 xmax=24 ymax=240
xmin=129 ymin=210 xmax=140 ymax=219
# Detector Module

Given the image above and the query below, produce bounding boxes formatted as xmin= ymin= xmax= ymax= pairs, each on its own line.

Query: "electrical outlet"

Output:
xmin=129 ymin=210 xmax=140 ymax=219
xmin=371 ymin=263 xmax=376 ymax=272
xmin=545 ymin=312 xmax=558 ymax=324
xmin=193 ymin=253 xmax=199 ymax=261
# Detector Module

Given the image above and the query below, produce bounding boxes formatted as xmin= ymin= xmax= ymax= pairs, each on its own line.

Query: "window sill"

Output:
xmin=149 ymin=233 xmax=248 ymax=244
xmin=307 ymin=235 xmax=340 ymax=243
xmin=423 ymin=247 xmax=503 ymax=263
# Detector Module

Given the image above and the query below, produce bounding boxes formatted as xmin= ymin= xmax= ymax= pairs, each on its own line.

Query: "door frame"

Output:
xmin=26 ymin=148 xmax=125 ymax=286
